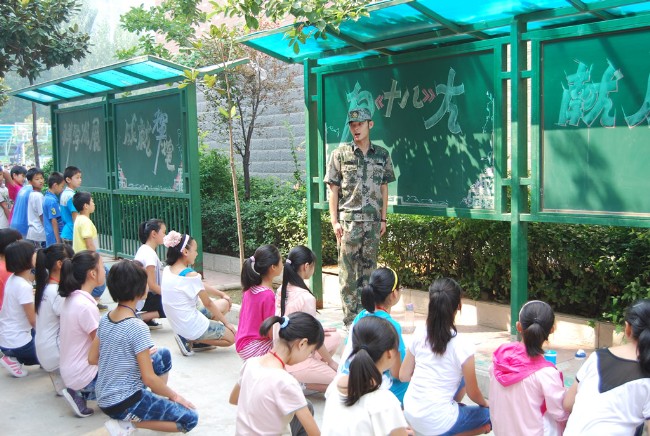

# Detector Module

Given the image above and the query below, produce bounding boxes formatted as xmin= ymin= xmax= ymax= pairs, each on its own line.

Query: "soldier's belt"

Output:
xmin=339 ymin=212 xmax=380 ymax=222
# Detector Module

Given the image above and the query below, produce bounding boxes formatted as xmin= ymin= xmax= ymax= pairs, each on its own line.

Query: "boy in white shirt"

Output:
xmin=26 ymin=168 xmax=46 ymax=248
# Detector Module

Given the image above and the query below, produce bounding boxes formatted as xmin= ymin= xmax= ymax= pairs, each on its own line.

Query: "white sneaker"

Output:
xmin=0 ymin=355 xmax=28 ymax=377
xmin=49 ymin=371 xmax=66 ymax=396
xmin=104 ymin=419 xmax=136 ymax=436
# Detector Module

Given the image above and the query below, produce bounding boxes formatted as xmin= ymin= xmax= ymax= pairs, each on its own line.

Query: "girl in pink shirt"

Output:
xmin=235 ymin=244 xmax=282 ymax=360
xmin=58 ymin=250 xmax=106 ymax=418
xmin=489 ymin=300 xmax=569 ymax=435
xmin=276 ymin=245 xmax=340 ymax=393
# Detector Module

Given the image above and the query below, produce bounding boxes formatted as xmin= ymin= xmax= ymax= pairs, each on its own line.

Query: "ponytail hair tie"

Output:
xmin=359 ymin=345 xmax=369 ymax=352
xmin=249 ymin=256 xmax=260 ymax=275
xmin=279 ymin=316 xmax=290 ymax=329
xmin=286 ymin=259 xmax=292 ymax=265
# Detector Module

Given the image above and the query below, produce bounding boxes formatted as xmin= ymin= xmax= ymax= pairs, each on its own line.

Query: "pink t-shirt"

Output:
xmin=59 ymin=290 xmax=99 ymax=390
xmin=7 ymin=182 xmax=21 ymax=202
xmin=235 ymin=356 xmax=307 ymax=435
xmin=235 ymin=286 xmax=275 ymax=353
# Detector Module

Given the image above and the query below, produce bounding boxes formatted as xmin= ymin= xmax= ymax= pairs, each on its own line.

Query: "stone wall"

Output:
xmin=197 ymin=62 xmax=307 ymax=182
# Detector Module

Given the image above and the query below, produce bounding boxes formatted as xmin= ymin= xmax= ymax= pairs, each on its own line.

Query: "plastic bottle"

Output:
xmin=564 ymin=349 xmax=587 ymax=387
xmin=402 ymin=303 xmax=415 ymax=334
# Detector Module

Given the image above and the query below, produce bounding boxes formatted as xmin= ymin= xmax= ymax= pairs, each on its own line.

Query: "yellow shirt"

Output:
xmin=73 ymin=214 xmax=98 ymax=252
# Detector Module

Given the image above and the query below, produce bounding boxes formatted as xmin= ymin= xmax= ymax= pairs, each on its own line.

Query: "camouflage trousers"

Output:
xmin=338 ymin=220 xmax=381 ymax=326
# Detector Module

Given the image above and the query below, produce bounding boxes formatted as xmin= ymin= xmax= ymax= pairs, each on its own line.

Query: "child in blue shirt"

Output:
xmin=43 ymin=172 xmax=65 ymax=247
xmin=59 ymin=166 xmax=82 ymax=245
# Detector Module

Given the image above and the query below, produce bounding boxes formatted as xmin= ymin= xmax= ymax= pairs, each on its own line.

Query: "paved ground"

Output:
xmin=1 ymin=257 xmax=591 ymax=435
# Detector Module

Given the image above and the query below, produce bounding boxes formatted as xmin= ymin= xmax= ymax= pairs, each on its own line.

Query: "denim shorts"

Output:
xmin=439 ymin=404 xmax=491 ymax=436
xmin=109 ymin=389 xmax=198 ymax=433
xmin=195 ymin=307 xmax=226 ymax=341
xmin=0 ymin=330 xmax=38 ymax=366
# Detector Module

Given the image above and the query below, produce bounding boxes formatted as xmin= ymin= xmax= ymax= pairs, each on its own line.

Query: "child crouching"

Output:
xmin=91 ymin=260 xmax=198 ymax=435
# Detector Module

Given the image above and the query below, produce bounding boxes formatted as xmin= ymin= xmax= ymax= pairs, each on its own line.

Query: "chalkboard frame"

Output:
xmin=313 ymin=38 xmax=508 ymax=221
xmin=52 ymin=101 xmax=110 ymax=189
xmin=529 ymin=17 xmax=650 ymax=228
xmin=111 ymin=88 xmax=188 ymax=194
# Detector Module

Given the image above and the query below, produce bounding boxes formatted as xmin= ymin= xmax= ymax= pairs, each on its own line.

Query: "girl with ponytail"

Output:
xmin=34 ymin=243 xmax=74 ymax=393
xmin=489 ymin=300 xmax=568 ymax=435
xmin=230 ymin=312 xmax=324 ymax=435
xmin=338 ymin=267 xmax=408 ymax=403
xmin=275 ymin=245 xmax=340 ymax=393
xmin=400 ymin=278 xmax=490 ymax=436
xmin=564 ymin=299 xmax=650 ymax=435
xmin=322 ymin=316 xmax=409 ymax=435
xmin=133 ymin=218 xmax=167 ymax=329
xmin=235 ymin=244 xmax=282 ymax=360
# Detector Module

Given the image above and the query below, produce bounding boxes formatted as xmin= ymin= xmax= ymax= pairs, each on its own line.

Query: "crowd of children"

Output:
xmin=0 ymin=169 xmax=648 ymax=435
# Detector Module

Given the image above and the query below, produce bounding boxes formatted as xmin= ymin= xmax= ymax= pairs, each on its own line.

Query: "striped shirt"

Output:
xmin=96 ymin=314 xmax=152 ymax=408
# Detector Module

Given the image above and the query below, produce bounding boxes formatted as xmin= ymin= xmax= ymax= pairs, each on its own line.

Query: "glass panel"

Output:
xmin=122 ymin=61 xmax=184 ymax=80
xmin=418 ymin=0 xmax=568 ymax=25
xmin=338 ymin=4 xmax=438 ymax=43
xmin=40 ymin=85 xmax=83 ymax=99
xmin=317 ymin=51 xmax=382 ymax=66
xmin=18 ymin=91 xmax=58 ymax=103
xmin=249 ymin=25 xmax=349 ymax=59
xmin=63 ymin=77 xmax=114 ymax=93
xmin=89 ymin=70 xmax=146 ymax=87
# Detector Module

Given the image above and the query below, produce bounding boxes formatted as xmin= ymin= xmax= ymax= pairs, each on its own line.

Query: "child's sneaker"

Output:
xmin=62 ymin=388 xmax=94 ymax=417
xmin=97 ymin=303 xmax=109 ymax=311
xmin=192 ymin=342 xmax=216 ymax=352
xmin=0 ymin=355 xmax=28 ymax=377
xmin=49 ymin=371 xmax=66 ymax=395
xmin=145 ymin=319 xmax=163 ymax=330
xmin=174 ymin=334 xmax=194 ymax=356
xmin=104 ymin=419 xmax=136 ymax=436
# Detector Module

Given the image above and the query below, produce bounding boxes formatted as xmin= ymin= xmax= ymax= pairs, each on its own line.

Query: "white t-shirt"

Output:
xmin=0 ymin=274 xmax=34 ymax=349
xmin=134 ymin=244 xmax=162 ymax=310
xmin=236 ymin=356 xmax=307 ymax=435
xmin=26 ymin=190 xmax=45 ymax=241
xmin=0 ymin=186 xmax=10 ymax=229
xmin=403 ymin=325 xmax=475 ymax=435
xmin=161 ymin=266 xmax=208 ymax=340
xmin=35 ymin=283 xmax=65 ymax=371
xmin=322 ymin=375 xmax=408 ymax=436
xmin=564 ymin=348 xmax=650 ymax=435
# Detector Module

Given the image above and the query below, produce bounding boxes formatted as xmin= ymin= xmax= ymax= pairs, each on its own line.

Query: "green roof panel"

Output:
xmin=62 ymin=78 xmax=114 ymax=93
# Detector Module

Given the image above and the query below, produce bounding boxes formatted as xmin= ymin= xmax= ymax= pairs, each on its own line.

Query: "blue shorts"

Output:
xmin=109 ymin=389 xmax=198 ymax=433
xmin=196 ymin=307 xmax=226 ymax=341
xmin=439 ymin=404 xmax=490 ymax=436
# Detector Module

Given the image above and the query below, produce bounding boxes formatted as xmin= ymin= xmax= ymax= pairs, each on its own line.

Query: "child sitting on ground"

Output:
xmin=91 ymin=260 xmax=198 ymax=435
xmin=563 ymin=299 xmax=650 ymax=435
xmin=276 ymin=245 xmax=340 ymax=393
xmin=339 ymin=267 xmax=408 ymax=403
xmin=230 ymin=312 xmax=324 ymax=435
xmin=134 ymin=219 xmax=167 ymax=329
xmin=161 ymin=230 xmax=235 ymax=356
xmin=235 ymin=244 xmax=283 ymax=360
xmin=0 ymin=240 xmax=39 ymax=377
xmin=0 ymin=228 xmax=22 ymax=310
xmin=400 ymin=278 xmax=490 ymax=436
xmin=58 ymin=250 xmax=105 ymax=418
xmin=489 ymin=300 xmax=568 ymax=435
xmin=323 ymin=316 xmax=409 ymax=435
xmin=34 ymin=243 xmax=74 ymax=394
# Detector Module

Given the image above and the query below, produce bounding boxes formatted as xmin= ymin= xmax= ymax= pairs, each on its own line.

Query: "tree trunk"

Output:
xmin=243 ymin=151 xmax=251 ymax=200
xmin=29 ymin=77 xmax=39 ymax=167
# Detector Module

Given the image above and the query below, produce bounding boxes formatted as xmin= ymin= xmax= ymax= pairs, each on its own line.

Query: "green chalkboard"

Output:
xmin=323 ymin=50 xmax=496 ymax=210
xmin=114 ymin=93 xmax=185 ymax=192
xmin=542 ymin=29 xmax=650 ymax=215
xmin=55 ymin=105 xmax=108 ymax=189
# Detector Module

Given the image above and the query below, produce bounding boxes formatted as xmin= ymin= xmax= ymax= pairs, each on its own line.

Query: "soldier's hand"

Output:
xmin=380 ymin=221 xmax=387 ymax=237
xmin=332 ymin=222 xmax=343 ymax=242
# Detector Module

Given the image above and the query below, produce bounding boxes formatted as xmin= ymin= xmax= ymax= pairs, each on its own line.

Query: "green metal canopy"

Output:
xmin=239 ymin=0 xmax=650 ymax=64
xmin=10 ymin=56 xmax=248 ymax=106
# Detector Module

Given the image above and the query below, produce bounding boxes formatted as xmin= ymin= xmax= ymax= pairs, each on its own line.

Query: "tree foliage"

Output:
xmin=0 ymin=0 xmax=90 ymax=81
xmin=117 ymin=0 xmax=207 ymax=61
xmin=211 ymin=0 xmax=370 ymax=54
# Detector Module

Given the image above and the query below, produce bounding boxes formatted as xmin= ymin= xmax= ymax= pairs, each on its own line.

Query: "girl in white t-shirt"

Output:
xmin=322 ymin=316 xmax=409 ymax=436
xmin=134 ymin=219 xmax=166 ymax=329
xmin=563 ymin=299 xmax=650 ymax=436
xmin=161 ymin=230 xmax=235 ymax=356
xmin=34 ymin=243 xmax=74 ymax=394
xmin=276 ymin=245 xmax=340 ymax=393
xmin=230 ymin=312 xmax=324 ymax=436
xmin=0 ymin=240 xmax=39 ymax=377
xmin=400 ymin=277 xmax=490 ymax=436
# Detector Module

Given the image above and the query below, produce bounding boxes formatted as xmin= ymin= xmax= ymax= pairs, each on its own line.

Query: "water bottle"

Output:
xmin=564 ymin=349 xmax=587 ymax=387
xmin=403 ymin=303 xmax=415 ymax=334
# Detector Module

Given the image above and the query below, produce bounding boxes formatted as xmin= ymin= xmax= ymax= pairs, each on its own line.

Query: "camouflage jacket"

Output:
xmin=324 ymin=142 xmax=396 ymax=221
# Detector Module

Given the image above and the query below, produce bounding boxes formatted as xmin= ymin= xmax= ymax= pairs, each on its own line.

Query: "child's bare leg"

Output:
xmin=213 ymin=298 xmax=230 ymax=315
xmin=192 ymin=327 xmax=235 ymax=348
xmin=134 ymin=421 xmax=181 ymax=432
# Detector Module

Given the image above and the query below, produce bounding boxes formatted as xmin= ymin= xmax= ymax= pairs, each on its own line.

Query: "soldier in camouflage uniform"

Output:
xmin=324 ymin=107 xmax=396 ymax=326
